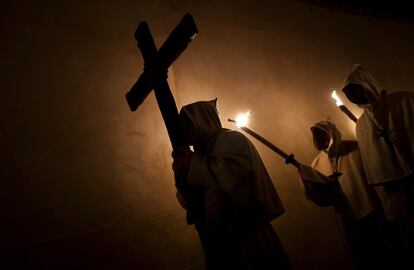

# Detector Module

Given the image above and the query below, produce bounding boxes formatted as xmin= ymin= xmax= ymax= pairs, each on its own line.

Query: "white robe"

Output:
xmin=340 ymin=64 xmax=414 ymax=268
xmin=306 ymin=142 xmax=378 ymax=218
xmin=299 ymin=120 xmax=387 ymax=269
xmin=177 ymin=100 xmax=290 ymax=270
xmin=341 ymin=64 xmax=414 ymax=221
xmin=355 ymin=92 xmax=414 ymax=184
xmin=299 ymin=121 xmax=377 ymax=219
xmin=341 ymin=64 xmax=414 ymax=185
xmin=187 ymin=130 xmax=285 ymax=225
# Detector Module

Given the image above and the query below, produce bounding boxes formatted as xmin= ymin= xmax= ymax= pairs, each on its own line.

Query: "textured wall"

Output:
xmin=1 ymin=0 xmax=414 ymax=269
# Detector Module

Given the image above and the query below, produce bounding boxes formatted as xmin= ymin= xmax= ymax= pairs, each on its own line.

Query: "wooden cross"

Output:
xmin=126 ymin=14 xmax=202 ymax=224
xmin=126 ymin=13 xmax=198 ymax=150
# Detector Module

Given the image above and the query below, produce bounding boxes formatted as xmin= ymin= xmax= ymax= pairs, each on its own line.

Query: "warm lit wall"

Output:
xmin=1 ymin=0 xmax=414 ymax=269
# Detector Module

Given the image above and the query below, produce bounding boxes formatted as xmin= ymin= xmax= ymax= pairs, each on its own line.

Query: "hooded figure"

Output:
xmin=298 ymin=120 xmax=388 ymax=270
xmin=341 ymin=64 xmax=414 ymax=266
xmin=173 ymin=99 xmax=291 ymax=270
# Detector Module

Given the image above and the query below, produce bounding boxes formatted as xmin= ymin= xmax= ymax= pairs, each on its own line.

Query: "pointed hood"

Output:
xmin=179 ymin=99 xmax=222 ymax=152
xmin=341 ymin=64 xmax=384 ymax=107
xmin=311 ymin=120 xmax=342 ymax=159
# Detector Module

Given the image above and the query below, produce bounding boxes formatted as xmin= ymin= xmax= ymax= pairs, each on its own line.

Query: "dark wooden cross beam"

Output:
xmin=126 ymin=14 xmax=202 ymax=225
xmin=126 ymin=13 xmax=198 ymax=150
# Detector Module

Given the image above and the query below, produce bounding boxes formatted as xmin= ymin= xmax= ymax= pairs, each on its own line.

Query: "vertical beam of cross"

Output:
xmin=126 ymin=14 xmax=198 ymax=150
xmin=125 ymin=14 xmax=202 ymax=225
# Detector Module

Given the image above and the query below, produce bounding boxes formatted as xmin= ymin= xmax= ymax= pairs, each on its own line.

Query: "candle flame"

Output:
xmin=235 ymin=111 xmax=250 ymax=127
xmin=331 ymin=90 xmax=344 ymax=107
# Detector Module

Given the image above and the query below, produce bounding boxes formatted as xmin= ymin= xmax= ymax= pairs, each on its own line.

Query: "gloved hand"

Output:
xmin=172 ymin=147 xmax=194 ymax=187
xmin=172 ymin=147 xmax=194 ymax=174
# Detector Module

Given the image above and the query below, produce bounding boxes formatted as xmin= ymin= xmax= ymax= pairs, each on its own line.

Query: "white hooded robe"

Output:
xmin=341 ymin=65 xmax=414 ymax=267
xmin=177 ymin=100 xmax=291 ymax=270
xmin=299 ymin=120 xmax=387 ymax=269
xmin=299 ymin=120 xmax=378 ymax=218
xmin=341 ymin=65 xmax=414 ymax=222
xmin=341 ymin=64 xmax=414 ymax=185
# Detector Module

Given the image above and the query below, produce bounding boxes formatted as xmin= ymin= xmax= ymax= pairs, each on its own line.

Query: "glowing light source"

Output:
xmin=331 ymin=90 xmax=358 ymax=123
xmin=235 ymin=111 xmax=250 ymax=127
xmin=331 ymin=90 xmax=344 ymax=107
xmin=228 ymin=112 xmax=298 ymax=167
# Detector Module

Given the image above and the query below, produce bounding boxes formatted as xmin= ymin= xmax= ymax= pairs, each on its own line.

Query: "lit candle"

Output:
xmin=331 ymin=90 xmax=358 ymax=123
xmin=229 ymin=112 xmax=298 ymax=167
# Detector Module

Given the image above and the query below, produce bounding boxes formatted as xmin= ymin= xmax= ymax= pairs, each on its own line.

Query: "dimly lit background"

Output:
xmin=1 ymin=0 xmax=414 ymax=269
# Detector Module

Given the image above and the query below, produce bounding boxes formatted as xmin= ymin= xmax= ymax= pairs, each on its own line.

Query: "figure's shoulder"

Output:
xmin=385 ymin=90 xmax=414 ymax=103
xmin=214 ymin=129 xmax=252 ymax=152
xmin=311 ymin=151 xmax=326 ymax=167
xmin=217 ymin=129 xmax=249 ymax=141
xmin=381 ymin=91 xmax=414 ymax=117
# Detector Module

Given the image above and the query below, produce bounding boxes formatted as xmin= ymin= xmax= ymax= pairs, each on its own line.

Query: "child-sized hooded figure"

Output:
xmin=172 ymin=99 xmax=291 ymax=270
xmin=341 ymin=64 xmax=414 ymax=267
xmin=299 ymin=120 xmax=389 ymax=269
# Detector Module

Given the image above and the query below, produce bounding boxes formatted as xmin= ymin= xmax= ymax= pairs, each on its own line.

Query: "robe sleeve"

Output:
xmin=187 ymin=153 xmax=251 ymax=189
xmin=186 ymin=132 xmax=256 ymax=209
xmin=298 ymin=164 xmax=341 ymax=207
